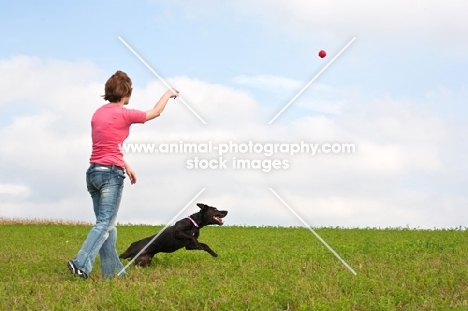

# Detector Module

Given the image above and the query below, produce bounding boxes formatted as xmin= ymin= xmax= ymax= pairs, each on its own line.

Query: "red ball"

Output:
xmin=318 ymin=50 xmax=327 ymax=58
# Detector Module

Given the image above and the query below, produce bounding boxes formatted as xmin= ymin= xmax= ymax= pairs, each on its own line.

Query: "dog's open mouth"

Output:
xmin=213 ymin=216 xmax=224 ymax=224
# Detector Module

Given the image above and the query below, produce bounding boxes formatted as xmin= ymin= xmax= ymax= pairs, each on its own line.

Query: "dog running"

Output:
xmin=119 ymin=203 xmax=228 ymax=267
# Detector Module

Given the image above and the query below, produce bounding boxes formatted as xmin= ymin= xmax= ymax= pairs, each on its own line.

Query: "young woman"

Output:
xmin=67 ymin=70 xmax=178 ymax=279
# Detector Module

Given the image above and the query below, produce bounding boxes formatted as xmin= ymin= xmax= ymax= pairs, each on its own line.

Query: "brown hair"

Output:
xmin=102 ymin=70 xmax=133 ymax=102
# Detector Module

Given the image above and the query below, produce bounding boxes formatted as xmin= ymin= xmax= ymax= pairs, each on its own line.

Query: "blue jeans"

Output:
xmin=71 ymin=164 xmax=127 ymax=278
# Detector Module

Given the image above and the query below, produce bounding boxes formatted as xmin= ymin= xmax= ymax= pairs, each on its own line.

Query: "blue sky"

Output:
xmin=1 ymin=0 xmax=467 ymax=228
xmin=3 ymin=0 xmax=466 ymax=96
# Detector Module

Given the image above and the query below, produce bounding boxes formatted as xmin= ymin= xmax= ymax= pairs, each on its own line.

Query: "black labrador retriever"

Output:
xmin=119 ymin=203 xmax=228 ymax=267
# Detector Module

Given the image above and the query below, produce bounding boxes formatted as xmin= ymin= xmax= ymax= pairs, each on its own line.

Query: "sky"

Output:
xmin=0 ymin=0 xmax=467 ymax=228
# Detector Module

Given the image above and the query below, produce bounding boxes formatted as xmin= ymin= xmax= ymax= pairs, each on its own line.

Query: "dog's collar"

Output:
xmin=187 ymin=216 xmax=199 ymax=228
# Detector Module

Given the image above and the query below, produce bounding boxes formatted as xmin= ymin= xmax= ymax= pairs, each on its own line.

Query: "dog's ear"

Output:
xmin=197 ymin=203 xmax=209 ymax=211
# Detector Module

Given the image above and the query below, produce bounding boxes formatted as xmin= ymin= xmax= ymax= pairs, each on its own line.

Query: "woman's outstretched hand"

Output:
xmin=164 ymin=88 xmax=179 ymax=100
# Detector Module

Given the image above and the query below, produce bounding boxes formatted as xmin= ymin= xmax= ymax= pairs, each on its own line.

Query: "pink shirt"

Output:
xmin=89 ymin=104 xmax=146 ymax=168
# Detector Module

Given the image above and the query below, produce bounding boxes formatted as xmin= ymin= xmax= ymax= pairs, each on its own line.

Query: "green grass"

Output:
xmin=1 ymin=221 xmax=467 ymax=310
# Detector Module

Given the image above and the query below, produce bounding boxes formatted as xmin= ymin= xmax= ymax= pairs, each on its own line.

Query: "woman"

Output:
xmin=67 ymin=70 xmax=178 ymax=279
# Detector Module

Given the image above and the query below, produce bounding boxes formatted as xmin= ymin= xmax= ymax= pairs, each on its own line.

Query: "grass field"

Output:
xmin=1 ymin=219 xmax=467 ymax=310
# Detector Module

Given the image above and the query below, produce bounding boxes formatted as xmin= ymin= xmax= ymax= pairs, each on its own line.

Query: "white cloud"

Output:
xmin=233 ymin=74 xmax=361 ymax=116
xmin=162 ymin=0 xmax=468 ymax=54
xmin=232 ymin=0 xmax=468 ymax=50
xmin=0 ymin=55 xmax=103 ymax=107
xmin=234 ymin=74 xmax=302 ymax=93
xmin=0 ymin=184 xmax=31 ymax=197
xmin=0 ymin=56 xmax=466 ymax=228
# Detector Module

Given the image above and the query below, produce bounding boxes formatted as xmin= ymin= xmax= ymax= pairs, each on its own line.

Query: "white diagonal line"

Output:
xmin=269 ymin=188 xmax=357 ymax=275
xmin=268 ymin=37 xmax=356 ymax=124
xmin=118 ymin=36 xmax=207 ymax=125
xmin=117 ymin=188 xmax=206 ymax=276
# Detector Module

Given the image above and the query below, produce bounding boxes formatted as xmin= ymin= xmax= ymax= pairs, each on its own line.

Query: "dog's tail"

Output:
xmin=119 ymin=249 xmax=132 ymax=259
xmin=119 ymin=244 xmax=154 ymax=267
xmin=119 ymin=242 xmax=141 ymax=259
xmin=119 ymin=238 xmax=151 ymax=259
xmin=119 ymin=234 xmax=159 ymax=260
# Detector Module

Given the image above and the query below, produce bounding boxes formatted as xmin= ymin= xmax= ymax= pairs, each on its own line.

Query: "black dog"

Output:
xmin=119 ymin=203 xmax=228 ymax=267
